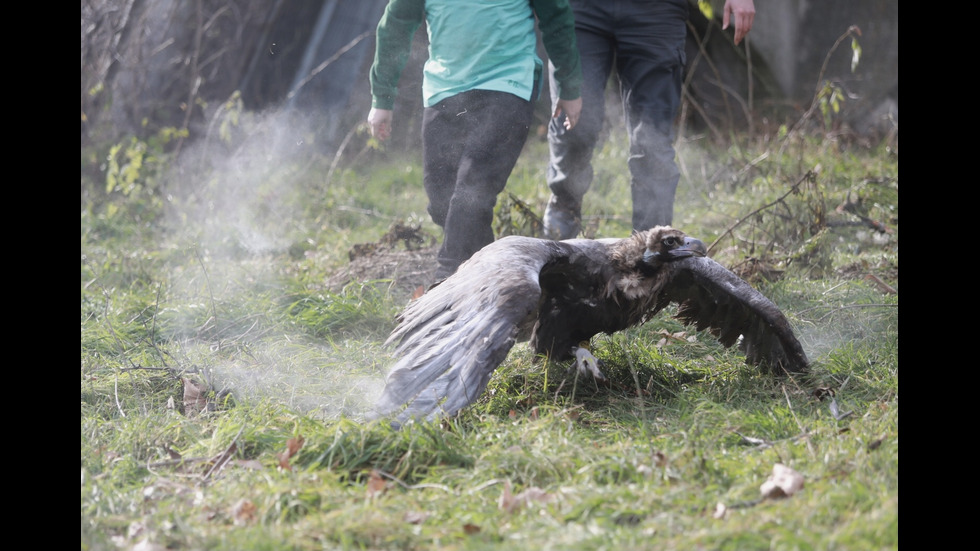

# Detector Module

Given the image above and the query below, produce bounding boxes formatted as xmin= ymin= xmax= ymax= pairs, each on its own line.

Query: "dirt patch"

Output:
xmin=325 ymin=223 xmax=439 ymax=297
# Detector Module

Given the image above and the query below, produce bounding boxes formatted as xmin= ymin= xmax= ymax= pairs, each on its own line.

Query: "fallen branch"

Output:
xmin=708 ymin=170 xmax=815 ymax=255
xmin=202 ymin=425 xmax=246 ymax=483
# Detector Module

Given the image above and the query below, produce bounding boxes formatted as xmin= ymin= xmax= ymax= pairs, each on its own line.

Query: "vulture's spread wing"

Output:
xmin=658 ymin=256 xmax=809 ymax=374
xmin=374 ymin=228 xmax=810 ymax=427
xmin=375 ymin=236 xmax=573 ymax=425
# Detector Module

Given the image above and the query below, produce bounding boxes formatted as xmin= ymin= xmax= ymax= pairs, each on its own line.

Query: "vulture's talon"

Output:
xmin=575 ymin=346 xmax=606 ymax=381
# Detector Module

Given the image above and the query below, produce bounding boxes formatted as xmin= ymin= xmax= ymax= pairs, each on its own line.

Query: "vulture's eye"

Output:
xmin=663 ymin=236 xmax=677 ymax=247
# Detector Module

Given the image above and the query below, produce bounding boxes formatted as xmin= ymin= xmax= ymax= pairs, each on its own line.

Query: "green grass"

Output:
xmin=82 ymin=113 xmax=897 ymax=550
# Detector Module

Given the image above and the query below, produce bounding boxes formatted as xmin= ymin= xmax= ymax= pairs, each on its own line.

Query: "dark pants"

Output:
xmin=423 ymin=90 xmax=533 ymax=277
xmin=547 ymin=0 xmax=688 ymax=230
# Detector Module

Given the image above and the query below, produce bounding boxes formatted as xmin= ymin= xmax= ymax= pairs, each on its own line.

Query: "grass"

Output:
xmin=81 ymin=110 xmax=897 ymax=550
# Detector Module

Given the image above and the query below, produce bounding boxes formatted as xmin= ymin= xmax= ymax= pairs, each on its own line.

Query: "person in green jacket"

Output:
xmin=368 ymin=0 xmax=583 ymax=281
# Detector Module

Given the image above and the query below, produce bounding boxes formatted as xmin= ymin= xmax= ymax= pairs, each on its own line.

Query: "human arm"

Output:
xmin=532 ymin=0 xmax=583 ymax=129
xmin=368 ymin=0 xmax=423 ymax=140
xmin=553 ymin=97 xmax=582 ymax=130
xmin=368 ymin=108 xmax=393 ymax=141
xmin=722 ymin=0 xmax=756 ymax=46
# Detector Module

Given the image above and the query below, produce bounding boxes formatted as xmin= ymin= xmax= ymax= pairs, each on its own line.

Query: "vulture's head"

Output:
xmin=641 ymin=226 xmax=707 ymax=267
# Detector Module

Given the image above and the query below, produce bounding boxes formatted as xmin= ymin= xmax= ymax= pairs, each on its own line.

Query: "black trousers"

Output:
xmin=422 ymin=89 xmax=533 ymax=277
xmin=547 ymin=0 xmax=688 ymax=230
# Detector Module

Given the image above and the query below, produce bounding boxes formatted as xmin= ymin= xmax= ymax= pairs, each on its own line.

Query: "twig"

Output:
xmin=119 ymin=366 xmax=179 ymax=373
xmin=800 ymin=303 xmax=896 ymax=314
xmin=325 ymin=122 xmax=363 ymax=188
xmin=468 ymin=478 xmax=508 ymax=494
xmin=145 ymin=282 xmax=170 ymax=367
xmin=376 ymin=469 xmax=458 ymax=494
xmin=287 ymin=30 xmax=373 ymax=100
xmin=813 ymin=303 xmax=897 ymax=323
xmin=194 ymin=248 xmax=219 ymax=326
xmin=784 ymin=25 xmax=862 ymax=140
xmin=148 ymin=456 xmax=211 ymax=469
xmin=707 ymin=170 xmax=814 ymax=255
xmin=114 ymin=373 xmax=126 ymax=418
xmin=99 ymin=284 xmax=138 ymax=370
xmin=782 ymin=385 xmax=815 ymax=458
xmin=202 ymin=425 xmax=246 ymax=483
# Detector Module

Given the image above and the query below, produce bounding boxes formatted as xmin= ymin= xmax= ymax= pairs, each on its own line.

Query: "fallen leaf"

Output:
xmin=713 ymin=502 xmax=727 ymax=519
xmin=285 ymin=436 xmax=305 ymax=456
xmin=277 ymin=435 xmax=305 ymax=471
xmin=736 ymin=432 xmax=770 ymax=447
xmin=652 ymin=450 xmax=668 ymax=468
xmin=128 ymin=520 xmax=147 ymax=538
xmin=163 ymin=444 xmax=181 ymax=460
xmin=182 ymin=377 xmax=209 ymax=416
xmin=813 ymin=387 xmax=835 ymax=400
xmin=231 ymin=498 xmax=257 ymax=526
xmin=131 ymin=539 xmax=168 ymax=551
xmin=203 ymin=442 xmax=238 ymax=479
xmin=864 ymin=274 xmax=897 ymax=295
xmin=235 ymin=459 xmax=264 ymax=470
xmin=760 ymin=463 xmax=805 ymax=499
xmin=828 ymin=397 xmax=853 ymax=420
xmin=366 ymin=469 xmax=387 ymax=498
xmin=462 ymin=523 xmax=481 ymax=535
xmin=404 ymin=511 xmax=430 ymax=524
xmin=498 ymin=480 xmax=555 ymax=513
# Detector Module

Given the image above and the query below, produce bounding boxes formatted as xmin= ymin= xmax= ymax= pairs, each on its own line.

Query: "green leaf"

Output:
xmin=851 ymin=38 xmax=862 ymax=73
xmin=697 ymin=0 xmax=713 ymax=19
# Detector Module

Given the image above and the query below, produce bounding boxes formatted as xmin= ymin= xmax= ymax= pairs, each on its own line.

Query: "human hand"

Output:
xmin=554 ymin=97 xmax=582 ymax=131
xmin=368 ymin=108 xmax=393 ymax=141
xmin=722 ymin=0 xmax=755 ymax=45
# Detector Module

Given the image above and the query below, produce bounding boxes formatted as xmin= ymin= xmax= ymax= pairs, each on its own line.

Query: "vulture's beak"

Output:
xmin=672 ymin=237 xmax=707 ymax=258
xmin=643 ymin=236 xmax=707 ymax=263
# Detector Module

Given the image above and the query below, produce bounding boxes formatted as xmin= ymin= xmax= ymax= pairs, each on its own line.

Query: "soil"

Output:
xmin=325 ymin=223 xmax=439 ymax=297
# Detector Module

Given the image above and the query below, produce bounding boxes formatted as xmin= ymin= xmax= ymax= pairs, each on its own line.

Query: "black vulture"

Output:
xmin=375 ymin=226 xmax=808 ymax=426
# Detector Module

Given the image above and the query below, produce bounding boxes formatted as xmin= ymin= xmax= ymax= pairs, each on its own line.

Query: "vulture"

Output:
xmin=374 ymin=226 xmax=808 ymax=426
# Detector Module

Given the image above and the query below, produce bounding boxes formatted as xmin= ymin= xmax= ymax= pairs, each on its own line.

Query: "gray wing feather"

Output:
xmin=375 ymin=236 xmax=565 ymax=426
xmin=661 ymin=256 xmax=809 ymax=374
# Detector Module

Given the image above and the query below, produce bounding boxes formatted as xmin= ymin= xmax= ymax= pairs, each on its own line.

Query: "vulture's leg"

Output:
xmin=574 ymin=346 xmax=607 ymax=381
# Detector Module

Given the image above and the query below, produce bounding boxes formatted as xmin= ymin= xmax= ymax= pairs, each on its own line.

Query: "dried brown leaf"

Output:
xmin=277 ymin=435 xmax=305 ymax=471
xmin=182 ymin=377 xmax=209 ymax=416
xmin=462 ymin=523 xmax=481 ymax=535
xmin=366 ymin=469 xmax=387 ymax=498
xmin=285 ymin=436 xmax=305 ymax=456
xmin=864 ymin=273 xmax=897 ymax=295
xmin=231 ymin=498 xmax=257 ymax=526
xmin=203 ymin=442 xmax=238 ymax=478
xmin=499 ymin=480 xmax=555 ymax=513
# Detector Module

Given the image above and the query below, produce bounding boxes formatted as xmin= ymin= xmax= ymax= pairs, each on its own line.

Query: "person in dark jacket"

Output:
xmin=542 ymin=0 xmax=756 ymax=239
